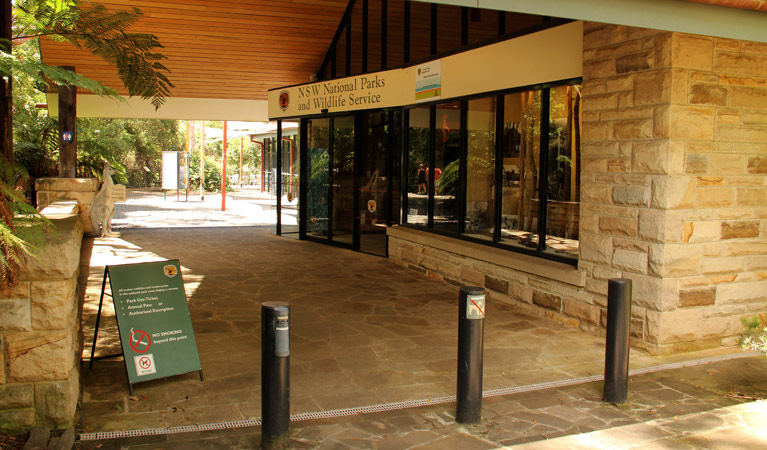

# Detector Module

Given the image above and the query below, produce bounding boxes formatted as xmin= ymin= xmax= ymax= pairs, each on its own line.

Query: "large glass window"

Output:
xmin=501 ymin=90 xmax=541 ymax=250
xmin=464 ymin=96 xmax=496 ymax=240
xmin=544 ymin=85 xmax=581 ymax=258
xmin=401 ymin=82 xmax=581 ymax=263
xmin=406 ymin=106 xmax=430 ymax=227
xmin=433 ymin=102 xmax=460 ymax=233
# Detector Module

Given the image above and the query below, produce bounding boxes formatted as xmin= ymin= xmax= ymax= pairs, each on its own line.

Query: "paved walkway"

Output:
xmin=72 ymin=189 xmax=767 ymax=448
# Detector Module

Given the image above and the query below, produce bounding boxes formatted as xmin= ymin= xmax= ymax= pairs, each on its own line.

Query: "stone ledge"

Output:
xmin=387 ymin=226 xmax=586 ymax=287
xmin=19 ymin=215 xmax=82 ymax=281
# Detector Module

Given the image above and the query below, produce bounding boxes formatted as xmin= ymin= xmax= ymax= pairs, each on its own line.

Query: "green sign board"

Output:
xmin=108 ymin=260 xmax=202 ymax=386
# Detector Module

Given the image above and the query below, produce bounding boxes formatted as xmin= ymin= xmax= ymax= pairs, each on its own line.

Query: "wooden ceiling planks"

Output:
xmin=40 ymin=0 xmax=349 ymax=100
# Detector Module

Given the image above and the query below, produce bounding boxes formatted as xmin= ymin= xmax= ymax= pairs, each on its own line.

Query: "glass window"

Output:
xmin=367 ymin=0 xmax=383 ymax=73
xmin=406 ymin=106 xmax=430 ymax=227
xmin=465 ymin=96 xmax=496 ymax=240
xmin=500 ymin=90 xmax=541 ymax=250
xmin=332 ymin=116 xmax=355 ymax=245
xmin=280 ymin=129 xmax=300 ymax=236
xmin=433 ymin=102 xmax=461 ymax=233
xmin=336 ymin=24 xmax=348 ymax=76
xmin=409 ymin=1 xmax=431 ymax=62
xmin=351 ymin=3 xmax=363 ymax=75
xmin=306 ymin=118 xmax=330 ymax=238
xmin=506 ymin=12 xmax=546 ymax=35
xmin=387 ymin=0 xmax=405 ymax=67
xmin=437 ymin=4 xmax=462 ymax=53
xmin=468 ymin=8 xmax=499 ymax=45
xmin=544 ymin=85 xmax=581 ymax=258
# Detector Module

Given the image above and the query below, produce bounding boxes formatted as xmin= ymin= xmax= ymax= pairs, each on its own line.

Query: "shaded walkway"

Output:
xmin=79 ymin=226 xmax=746 ymax=433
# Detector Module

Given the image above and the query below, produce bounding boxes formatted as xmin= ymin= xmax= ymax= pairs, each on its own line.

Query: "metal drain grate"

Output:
xmin=77 ymin=351 xmax=759 ymax=442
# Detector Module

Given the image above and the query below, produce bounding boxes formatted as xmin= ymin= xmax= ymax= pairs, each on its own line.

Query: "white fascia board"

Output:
xmin=420 ymin=0 xmax=767 ymax=43
xmin=45 ymin=94 xmax=269 ymax=121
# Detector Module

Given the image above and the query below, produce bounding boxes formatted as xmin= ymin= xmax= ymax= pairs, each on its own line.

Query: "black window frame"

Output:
xmin=401 ymin=77 xmax=582 ymax=266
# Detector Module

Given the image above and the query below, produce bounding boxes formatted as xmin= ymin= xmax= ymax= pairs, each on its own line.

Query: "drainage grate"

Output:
xmin=77 ymin=351 xmax=759 ymax=442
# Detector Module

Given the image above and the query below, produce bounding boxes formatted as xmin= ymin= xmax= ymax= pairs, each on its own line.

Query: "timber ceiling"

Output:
xmin=40 ymin=0 xmax=349 ymax=101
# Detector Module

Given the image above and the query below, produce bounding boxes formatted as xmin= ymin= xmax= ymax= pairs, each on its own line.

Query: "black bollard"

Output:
xmin=262 ymin=302 xmax=290 ymax=449
xmin=603 ymin=278 xmax=632 ymax=404
xmin=456 ymin=286 xmax=486 ymax=424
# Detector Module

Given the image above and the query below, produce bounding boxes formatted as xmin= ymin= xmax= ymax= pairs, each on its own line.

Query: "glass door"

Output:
xmin=358 ymin=111 xmax=401 ymax=256
xmin=331 ymin=116 xmax=355 ymax=246
xmin=306 ymin=118 xmax=330 ymax=239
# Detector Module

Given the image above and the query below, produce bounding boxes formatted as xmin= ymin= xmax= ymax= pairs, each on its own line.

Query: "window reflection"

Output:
xmin=306 ymin=118 xmax=330 ymax=238
xmin=500 ymin=91 xmax=541 ymax=250
xmin=433 ymin=102 xmax=461 ymax=233
xmin=544 ymin=86 xmax=581 ymax=258
xmin=465 ymin=97 xmax=496 ymax=240
xmin=407 ymin=107 xmax=430 ymax=227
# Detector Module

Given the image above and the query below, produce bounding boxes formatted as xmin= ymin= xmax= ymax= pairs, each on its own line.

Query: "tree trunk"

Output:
xmin=1 ymin=0 xmax=12 ymax=163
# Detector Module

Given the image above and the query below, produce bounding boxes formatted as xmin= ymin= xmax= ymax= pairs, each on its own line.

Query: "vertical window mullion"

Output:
xmin=430 ymin=3 xmax=437 ymax=56
xmin=345 ymin=13 xmax=352 ymax=76
xmin=362 ymin=0 xmax=368 ymax=73
xmin=404 ymin=1 xmax=410 ymax=64
xmin=381 ymin=0 xmax=387 ymax=69
xmin=461 ymin=7 xmax=468 ymax=46
xmin=538 ymin=88 xmax=551 ymax=253
xmin=498 ymin=10 xmax=505 ymax=35
xmin=458 ymin=100 xmax=468 ymax=234
xmin=277 ymin=120 xmax=283 ymax=235
xmin=353 ymin=114 xmax=361 ymax=251
xmin=493 ymin=95 xmax=504 ymax=243
xmin=402 ymin=108 xmax=410 ymax=224
xmin=331 ymin=45 xmax=337 ymax=78
xmin=299 ymin=119 xmax=308 ymax=239
xmin=328 ymin=117 xmax=335 ymax=242
xmin=428 ymin=105 xmax=436 ymax=229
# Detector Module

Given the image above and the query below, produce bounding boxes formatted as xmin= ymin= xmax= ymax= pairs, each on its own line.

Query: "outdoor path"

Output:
xmin=75 ymin=356 xmax=767 ymax=449
xmin=70 ymin=189 xmax=767 ymax=448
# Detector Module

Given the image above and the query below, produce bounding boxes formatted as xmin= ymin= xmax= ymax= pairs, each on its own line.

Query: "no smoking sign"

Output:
xmin=134 ymin=354 xmax=157 ymax=377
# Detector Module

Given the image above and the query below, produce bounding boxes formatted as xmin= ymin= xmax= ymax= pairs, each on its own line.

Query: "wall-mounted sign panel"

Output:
xmin=269 ymin=21 xmax=582 ymax=119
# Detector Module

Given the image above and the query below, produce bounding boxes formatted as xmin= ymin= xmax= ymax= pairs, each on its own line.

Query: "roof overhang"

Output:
xmin=40 ymin=0 xmax=767 ymax=121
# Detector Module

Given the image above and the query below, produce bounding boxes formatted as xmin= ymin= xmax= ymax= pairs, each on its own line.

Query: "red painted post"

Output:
xmin=222 ymin=121 xmax=227 ymax=211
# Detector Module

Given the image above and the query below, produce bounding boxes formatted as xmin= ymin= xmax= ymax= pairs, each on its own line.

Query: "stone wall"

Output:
xmin=0 ymin=214 xmax=83 ymax=431
xmin=581 ymin=23 xmax=767 ymax=354
xmin=389 ymin=22 xmax=767 ymax=355
xmin=36 ymin=178 xmax=98 ymax=235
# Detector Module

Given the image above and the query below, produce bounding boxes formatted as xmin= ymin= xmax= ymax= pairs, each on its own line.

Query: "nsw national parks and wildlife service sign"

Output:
xmin=269 ymin=69 xmax=410 ymax=118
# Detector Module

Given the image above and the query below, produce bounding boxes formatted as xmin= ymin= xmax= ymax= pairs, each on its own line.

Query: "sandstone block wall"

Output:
xmin=36 ymin=178 xmax=98 ymax=235
xmin=0 ymin=215 xmax=83 ymax=431
xmin=581 ymin=23 xmax=767 ymax=354
xmin=389 ymin=23 xmax=767 ymax=356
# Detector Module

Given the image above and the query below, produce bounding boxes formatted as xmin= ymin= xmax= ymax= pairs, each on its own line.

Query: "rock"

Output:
xmin=22 ymin=426 xmax=49 ymax=450
xmin=51 ymin=426 xmax=75 ymax=450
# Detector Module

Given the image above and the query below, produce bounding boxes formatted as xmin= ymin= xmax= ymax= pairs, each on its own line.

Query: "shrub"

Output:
xmin=739 ymin=313 xmax=767 ymax=358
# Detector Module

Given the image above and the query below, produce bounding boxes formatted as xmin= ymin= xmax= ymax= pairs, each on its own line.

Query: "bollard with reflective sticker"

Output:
xmin=457 ymin=286 xmax=485 ymax=424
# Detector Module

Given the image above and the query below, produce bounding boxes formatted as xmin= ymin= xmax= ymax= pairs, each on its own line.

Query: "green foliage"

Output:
xmin=739 ymin=314 xmax=767 ymax=358
xmin=439 ymin=159 xmax=459 ymax=197
xmin=188 ymin=153 xmax=223 ymax=193
xmin=306 ymin=146 xmax=329 ymax=233
xmin=0 ymin=156 xmax=53 ymax=286
xmin=13 ymin=0 xmax=172 ymax=108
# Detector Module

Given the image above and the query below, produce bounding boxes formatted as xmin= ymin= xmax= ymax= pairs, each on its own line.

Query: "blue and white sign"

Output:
xmin=62 ymin=131 xmax=73 ymax=142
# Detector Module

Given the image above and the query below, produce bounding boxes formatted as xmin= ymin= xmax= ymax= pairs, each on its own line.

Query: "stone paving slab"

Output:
xmin=78 ymin=226 xmax=745 ymax=434
xmin=71 ymin=189 xmax=767 ymax=448
xmin=73 ymin=357 xmax=767 ymax=449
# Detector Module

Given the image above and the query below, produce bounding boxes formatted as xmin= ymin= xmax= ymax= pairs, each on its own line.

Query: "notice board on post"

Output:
xmin=92 ymin=260 xmax=203 ymax=392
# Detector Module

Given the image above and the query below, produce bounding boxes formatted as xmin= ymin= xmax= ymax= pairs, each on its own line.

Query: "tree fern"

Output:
xmin=13 ymin=0 xmax=173 ymax=109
